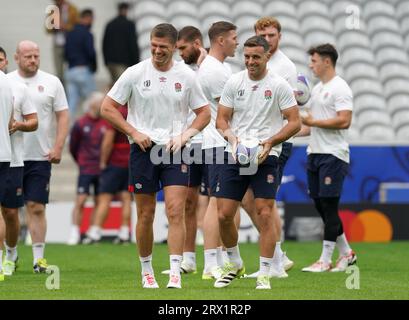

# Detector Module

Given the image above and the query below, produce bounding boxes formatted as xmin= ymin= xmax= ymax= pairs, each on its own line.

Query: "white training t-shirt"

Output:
xmin=220 ymin=70 xmax=297 ymax=157
xmin=6 ymin=77 xmax=37 ymax=167
xmin=185 ymin=62 xmax=202 ymax=144
xmin=198 ymin=55 xmax=232 ymax=150
xmin=108 ymin=59 xmax=208 ymax=145
xmin=0 ymin=71 xmax=13 ymax=162
xmin=267 ymin=49 xmax=298 ymax=90
xmin=307 ymin=75 xmax=353 ymax=163
xmin=7 ymin=70 xmax=68 ymax=161
xmin=268 ymin=49 xmax=298 ymax=144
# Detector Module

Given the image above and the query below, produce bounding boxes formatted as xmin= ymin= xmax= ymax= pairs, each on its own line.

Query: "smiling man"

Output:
xmin=101 ymin=23 xmax=210 ymax=289
xmin=214 ymin=36 xmax=300 ymax=290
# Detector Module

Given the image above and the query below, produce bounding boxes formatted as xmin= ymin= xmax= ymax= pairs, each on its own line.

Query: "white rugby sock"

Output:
xmin=87 ymin=226 xmax=101 ymax=240
xmin=32 ymin=243 xmax=45 ymax=265
xmin=259 ymin=256 xmax=273 ymax=277
xmin=183 ymin=252 xmax=196 ymax=266
xmin=226 ymin=245 xmax=243 ymax=269
xmin=336 ymin=233 xmax=352 ymax=256
xmin=271 ymin=242 xmax=283 ymax=270
xmin=320 ymin=240 xmax=336 ymax=264
xmin=204 ymin=249 xmax=218 ymax=272
xmin=5 ymin=243 xmax=18 ymax=262
xmin=118 ymin=226 xmax=130 ymax=240
xmin=216 ymin=246 xmax=224 ymax=266
xmin=169 ymin=255 xmax=182 ymax=275
xmin=139 ymin=254 xmax=154 ymax=275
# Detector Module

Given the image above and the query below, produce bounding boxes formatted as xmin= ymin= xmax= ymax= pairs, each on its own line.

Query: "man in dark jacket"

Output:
xmin=65 ymin=9 xmax=97 ymax=119
xmin=102 ymin=2 xmax=140 ymax=84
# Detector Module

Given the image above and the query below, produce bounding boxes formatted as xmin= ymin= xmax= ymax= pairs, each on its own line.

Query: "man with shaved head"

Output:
xmin=8 ymin=41 xmax=69 ymax=273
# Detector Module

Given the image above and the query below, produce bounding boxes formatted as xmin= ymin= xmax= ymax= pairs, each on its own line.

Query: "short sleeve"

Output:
xmin=188 ymin=77 xmax=209 ymax=110
xmin=219 ymin=77 xmax=235 ymax=109
xmin=20 ymin=85 xmax=37 ymax=116
xmin=107 ymin=67 xmax=133 ymax=105
xmin=277 ymin=80 xmax=297 ymax=111
xmin=334 ymin=84 xmax=353 ymax=112
xmin=53 ymin=78 xmax=69 ymax=112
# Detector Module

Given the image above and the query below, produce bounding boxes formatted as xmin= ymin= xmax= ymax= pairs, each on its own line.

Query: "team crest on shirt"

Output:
xmin=38 ymin=85 xmax=44 ymax=93
xmin=16 ymin=188 xmax=23 ymax=196
xmin=267 ymin=174 xmax=274 ymax=184
xmin=135 ymin=183 xmax=143 ymax=190
xmin=83 ymin=126 xmax=90 ymax=133
xmin=237 ymin=89 xmax=245 ymax=101
xmin=264 ymin=90 xmax=272 ymax=100
xmin=175 ymin=82 xmax=182 ymax=93
xmin=324 ymin=176 xmax=332 ymax=185
xmin=159 ymin=77 xmax=167 ymax=83
xmin=181 ymin=164 xmax=188 ymax=173
xmin=144 ymin=80 xmax=151 ymax=87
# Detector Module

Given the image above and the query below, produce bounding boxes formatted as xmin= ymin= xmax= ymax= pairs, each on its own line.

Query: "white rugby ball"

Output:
xmin=236 ymin=138 xmax=263 ymax=165
xmin=295 ymin=74 xmax=311 ymax=106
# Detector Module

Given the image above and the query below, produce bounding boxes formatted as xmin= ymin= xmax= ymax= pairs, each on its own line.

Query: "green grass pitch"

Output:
xmin=1 ymin=242 xmax=409 ymax=300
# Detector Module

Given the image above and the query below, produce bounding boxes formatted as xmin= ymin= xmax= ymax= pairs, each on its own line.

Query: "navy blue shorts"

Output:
xmin=77 ymin=174 xmax=100 ymax=195
xmin=186 ymin=144 xmax=208 ymax=188
xmin=307 ymin=154 xmax=349 ymax=198
xmin=206 ymin=147 xmax=225 ymax=197
xmin=214 ymin=152 xmax=279 ymax=201
xmin=128 ymin=144 xmax=189 ymax=194
xmin=277 ymin=142 xmax=293 ymax=185
xmin=99 ymin=165 xmax=128 ymax=194
xmin=0 ymin=162 xmax=10 ymax=205
xmin=23 ymin=161 xmax=51 ymax=204
xmin=2 ymin=166 xmax=24 ymax=208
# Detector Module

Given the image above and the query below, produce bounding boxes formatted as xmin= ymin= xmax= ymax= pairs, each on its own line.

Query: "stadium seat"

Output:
xmin=378 ymin=63 xmax=409 ymax=84
xmin=170 ymin=15 xmax=201 ymax=30
xmin=375 ymin=47 xmax=409 ymax=66
xmin=400 ymin=16 xmax=409 ymax=38
xmin=330 ymin=1 xmax=358 ymax=20
xmin=333 ymin=15 xmax=367 ymax=36
xmin=297 ymin=1 xmax=329 ymax=19
xmin=167 ymin=1 xmax=198 ymax=18
xmin=300 ymin=16 xmax=333 ymax=34
xmin=387 ymin=93 xmax=409 ymax=116
xmin=367 ymin=16 xmax=400 ymax=35
xmin=295 ymin=64 xmax=312 ymax=79
xmin=347 ymin=125 xmax=360 ymax=140
xmin=133 ymin=1 xmax=166 ymax=19
xmin=363 ymin=1 xmax=395 ymax=19
xmin=280 ymin=33 xmax=304 ymax=51
xmin=304 ymin=31 xmax=336 ymax=48
xmin=350 ymin=78 xmax=384 ymax=97
xmin=140 ymin=49 xmax=151 ymax=61
xmin=392 ymin=109 xmax=409 ymax=131
xmin=344 ymin=63 xmax=378 ymax=83
xmin=354 ymin=93 xmax=387 ymax=115
xmin=361 ymin=124 xmax=395 ymax=140
xmin=337 ymin=31 xmax=371 ymax=51
xmin=371 ymin=31 xmax=404 ymax=52
xmin=396 ymin=0 xmax=409 ymax=20
xmin=138 ymin=30 xmax=151 ymax=51
xmin=396 ymin=124 xmax=409 ymax=139
xmin=201 ymin=15 xmax=233 ymax=37
xmin=235 ymin=16 xmax=259 ymax=31
xmin=384 ymin=78 xmax=409 ymax=98
xmin=232 ymin=1 xmax=263 ymax=19
xmin=137 ymin=15 xmax=166 ymax=34
xmin=199 ymin=1 xmax=230 ymax=19
xmin=272 ymin=15 xmax=301 ymax=34
xmin=282 ymin=47 xmax=309 ymax=65
xmin=265 ymin=1 xmax=297 ymax=18
xmin=341 ymin=47 xmax=375 ymax=66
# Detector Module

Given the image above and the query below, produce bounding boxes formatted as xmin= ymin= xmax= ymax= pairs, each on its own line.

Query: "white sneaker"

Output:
xmin=202 ymin=265 xmax=223 ymax=280
xmin=269 ymin=266 xmax=289 ymax=278
xmin=180 ymin=261 xmax=197 ymax=274
xmin=282 ymin=252 xmax=294 ymax=271
xmin=256 ymin=275 xmax=271 ymax=290
xmin=142 ymin=273 xmax=159 ymax=289
xmin=302 ymin=260 xmax=332 ymax=272
xmin=67 ymin=230 xmax=80 ymax=246
xmin=167 ymin=273 xmax=182 ymax=289
xmin=244 ymin=271 xmax=259 ymax=278
xmin=331 ymin=251 xmax=357 ymax=272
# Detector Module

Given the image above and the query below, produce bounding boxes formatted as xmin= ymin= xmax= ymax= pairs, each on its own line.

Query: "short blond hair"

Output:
xmin=254 ymin=17 xmax=282 ymax=33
